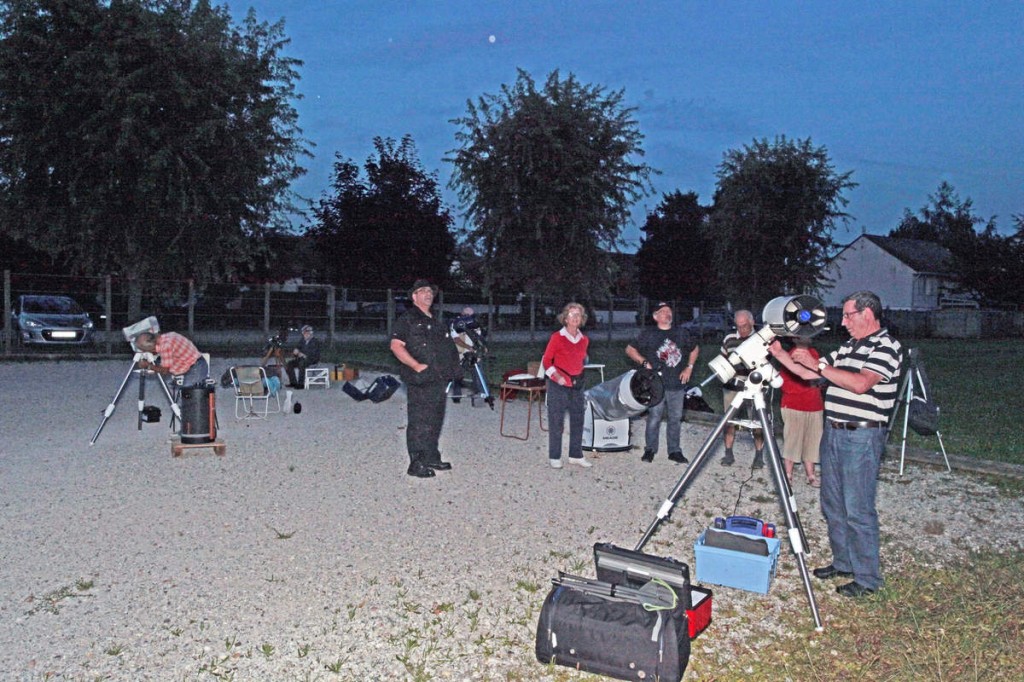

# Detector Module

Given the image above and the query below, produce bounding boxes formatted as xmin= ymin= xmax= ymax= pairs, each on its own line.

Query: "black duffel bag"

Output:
xmin=535 ymin=573 xmax=689 ymax=682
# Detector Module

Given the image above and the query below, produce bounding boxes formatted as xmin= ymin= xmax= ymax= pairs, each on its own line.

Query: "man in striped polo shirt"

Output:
xmin=770 ymin=290 xmax=901 ymax=598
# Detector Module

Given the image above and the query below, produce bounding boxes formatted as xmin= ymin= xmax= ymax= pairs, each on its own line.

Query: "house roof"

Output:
xmin=860 ymin=234 xmax=954 ymax=275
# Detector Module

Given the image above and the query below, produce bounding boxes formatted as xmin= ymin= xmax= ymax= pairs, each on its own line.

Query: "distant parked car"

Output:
xmin=11 ymin=294 xmax=95 ymax=345
xmin=680 ymin=312 xmax=733 ymax=340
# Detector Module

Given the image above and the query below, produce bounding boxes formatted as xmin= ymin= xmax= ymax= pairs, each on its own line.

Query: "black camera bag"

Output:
xmin=535 ymin=573 xmax=689 ymax=682
xmin=366 ymin=375 xmax=400 ymax=403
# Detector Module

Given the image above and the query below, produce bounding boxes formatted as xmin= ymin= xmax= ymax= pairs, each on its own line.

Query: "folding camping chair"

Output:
xmin=231 ymin=365 xmax=281 ymax=420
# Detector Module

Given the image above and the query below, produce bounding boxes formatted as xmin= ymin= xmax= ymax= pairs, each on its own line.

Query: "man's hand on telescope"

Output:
xmin=136 ymin=359 xmax=168 ymax=375
xmin=768 ymin=341 xmax=819 ymax=381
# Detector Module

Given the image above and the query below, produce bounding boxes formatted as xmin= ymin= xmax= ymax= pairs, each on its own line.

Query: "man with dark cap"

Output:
xmin=390 ymin=279 xmax=462 ymax=478
xmin=286 ymin=324 xmax=321 ymax=389
xmin=625 ymin=300 xmax=699 ymax=463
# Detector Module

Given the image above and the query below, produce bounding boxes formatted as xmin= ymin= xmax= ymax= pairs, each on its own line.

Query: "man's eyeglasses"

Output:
xmin=842 ymin=309 xmax=863 ymax=320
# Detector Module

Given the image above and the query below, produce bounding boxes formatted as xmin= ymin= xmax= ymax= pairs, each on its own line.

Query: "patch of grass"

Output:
xmin=26 ymin=578 xmax=95 ymax=615
xmin=266 ymin=524 xmax=296 ymax=540
xmin=514 ymin=579 xmax=540 ymax=594
xmin=695 ymin=550 xmax=1024 ymax=680
xmin=330 ymin=337 xmax=1024 ymax=465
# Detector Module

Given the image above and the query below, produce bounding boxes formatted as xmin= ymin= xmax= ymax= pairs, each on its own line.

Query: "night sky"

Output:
xmin=225 ymin=0 xmax=1023 ymax=249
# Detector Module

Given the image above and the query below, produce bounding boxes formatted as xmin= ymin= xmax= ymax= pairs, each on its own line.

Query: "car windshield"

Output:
xmin=22 ymin=296 xmax=84 ymax=315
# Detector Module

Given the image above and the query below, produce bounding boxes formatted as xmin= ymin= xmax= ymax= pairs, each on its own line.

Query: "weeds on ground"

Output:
xmin=25 ymin=578 xmax=95 ymax=615
xmin=696 ymin=550 xmax=1024 ymax=681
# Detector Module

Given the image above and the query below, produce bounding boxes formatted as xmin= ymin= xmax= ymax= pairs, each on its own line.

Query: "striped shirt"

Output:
xmin=823 ymin=329 xmax=902 ymax=423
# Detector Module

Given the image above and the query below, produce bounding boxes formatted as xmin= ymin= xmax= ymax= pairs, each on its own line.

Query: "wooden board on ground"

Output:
xmin=171 ymin=439 xmax=226 ymax=458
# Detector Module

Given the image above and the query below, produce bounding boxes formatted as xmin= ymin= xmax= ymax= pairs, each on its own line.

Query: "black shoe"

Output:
xmin=407 ymin=461 xmax=436 ymax=478
xmin=452 ymin=398 xmax=461 ymax=404
xmin=812 ymin=564 xmax=854 ymax=580
xmin=720 ymin=452 xmax=734 ymax=466
xmin=423 ymin=460 xmax=452 ymax=471
xmin=640 ymin=449 xmax=655 ymax=463
xmin=668 ymin=451 xmax=688 ymax=464
xmin=752 ymin=452 xmax=765 ymax=468
xmin=836 ymin=581 xmax=876 ymax=598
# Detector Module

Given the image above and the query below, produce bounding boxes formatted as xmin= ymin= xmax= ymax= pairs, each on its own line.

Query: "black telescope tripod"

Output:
xmin=90 ymin=352 xmax=182 ymax=445
xmin=634 ymin=362 xmax=824 ymax=631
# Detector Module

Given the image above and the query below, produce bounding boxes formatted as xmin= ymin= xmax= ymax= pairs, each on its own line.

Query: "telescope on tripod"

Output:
xmin=90 ymin=317 xmax=182 ymax=445
xmin=635 ymin=294 xmax=829 ymax=630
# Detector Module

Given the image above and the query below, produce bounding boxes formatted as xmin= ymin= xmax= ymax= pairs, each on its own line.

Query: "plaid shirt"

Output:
xmin=155 ymin=332 xmax=201 ymax=376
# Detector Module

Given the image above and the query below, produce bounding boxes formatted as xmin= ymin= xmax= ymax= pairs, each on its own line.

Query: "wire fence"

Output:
xmin=7 ymin=270 xmax=1016 ymax=357
xmin=2 ymin=270 xmax=734 ymax=356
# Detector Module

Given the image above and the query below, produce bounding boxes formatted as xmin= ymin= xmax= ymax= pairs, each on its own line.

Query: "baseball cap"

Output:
xmin=409 ymin=279 xmax=437 ymax=296
xmin=653 ymin=301 xmax=672 ymax=313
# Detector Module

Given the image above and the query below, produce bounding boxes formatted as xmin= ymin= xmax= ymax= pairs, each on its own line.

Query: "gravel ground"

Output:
xmin=1 ymin=358 xmax=1022 ymax=681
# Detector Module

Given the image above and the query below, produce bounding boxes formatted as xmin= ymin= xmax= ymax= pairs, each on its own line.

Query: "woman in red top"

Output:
xmin=542 ymin=302 xmax=592 ymax=469
xmin=779 ymin=337 xmax=825 ymax=487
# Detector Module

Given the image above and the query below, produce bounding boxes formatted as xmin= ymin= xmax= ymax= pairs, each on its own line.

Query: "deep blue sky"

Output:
xmin=225 ymin=0 xmax=1023 ymax=250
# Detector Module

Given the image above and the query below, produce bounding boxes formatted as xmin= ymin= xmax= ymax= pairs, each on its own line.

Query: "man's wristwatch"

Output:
xmin=818 ymin=360 xmax=828 ymax=374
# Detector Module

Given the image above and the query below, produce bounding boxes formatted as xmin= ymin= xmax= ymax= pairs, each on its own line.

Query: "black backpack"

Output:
xmin=905 ymin=349 xmax=940 ymax=436
xmin=366 ymin=375 xmax=400 ymax=403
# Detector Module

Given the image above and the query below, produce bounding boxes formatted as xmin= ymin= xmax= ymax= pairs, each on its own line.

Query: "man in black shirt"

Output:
xmin=390 ymin=280 xmax=462 ymax=478
xmin=625 ymin=301 xmax=699 ymax=463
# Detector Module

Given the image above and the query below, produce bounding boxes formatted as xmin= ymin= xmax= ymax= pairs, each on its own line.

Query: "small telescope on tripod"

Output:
xmin=90 ymin=316 xmax=182 ymax=445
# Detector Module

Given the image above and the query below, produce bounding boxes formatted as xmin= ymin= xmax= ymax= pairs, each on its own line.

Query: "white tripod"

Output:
xmin=90 ymin=352 xmax=182 ymax=445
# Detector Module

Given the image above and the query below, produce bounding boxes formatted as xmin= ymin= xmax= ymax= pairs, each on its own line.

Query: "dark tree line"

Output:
xmin=636 ymin=137 xmax=855 ymax=311
xmin=0 ymin=0 xmax=308 ymax=318
xmin=309 ymin=135 xmax=454 ymax=290
xmin=3 ymin=3 xmax=1015 ymax=316
xmin=890 ymin=182 xmax=1024 ymax=307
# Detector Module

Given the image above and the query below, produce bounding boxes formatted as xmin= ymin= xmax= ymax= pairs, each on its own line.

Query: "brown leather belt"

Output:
xmin=829 ymin=419 xmax=884 ymax=430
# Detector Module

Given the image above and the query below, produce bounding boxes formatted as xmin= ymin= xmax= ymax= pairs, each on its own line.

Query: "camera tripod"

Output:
xmin=447 ymin=351 xmax=495 ymax=409
xmin=634 ymin=362 xmax=824 ymax=631
xmin=90 ymin=352 xmax=182 ymax=445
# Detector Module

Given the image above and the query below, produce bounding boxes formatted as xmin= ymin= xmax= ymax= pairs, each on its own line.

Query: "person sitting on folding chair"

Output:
xmin=135 ymin=331 xmax=208 ymax=387
xmin=286 ymin=325 xmax=321 ymax=389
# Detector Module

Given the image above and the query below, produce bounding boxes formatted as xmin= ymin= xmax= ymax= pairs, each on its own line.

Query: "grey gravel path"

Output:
xmin=1 ymin=359 xmax=1021 ymax=680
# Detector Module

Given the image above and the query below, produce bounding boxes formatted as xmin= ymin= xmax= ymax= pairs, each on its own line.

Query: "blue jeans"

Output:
xmin=820 ymin=420 xmax=885 ymax=589
xmin=644 ymin=388 xmax=686 ymax=454
xmin=547 ymin=380 xmax=584 ymax=460
xmin=179 ymin=356 xmax=209 ymax=388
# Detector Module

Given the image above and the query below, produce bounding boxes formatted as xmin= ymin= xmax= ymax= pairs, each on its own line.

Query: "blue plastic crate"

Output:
xmin=694 ymin=529 xmax=781 ymax=594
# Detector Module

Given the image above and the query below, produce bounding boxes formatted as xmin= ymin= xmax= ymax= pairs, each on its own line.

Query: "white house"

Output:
xmin=819 ymin=234 xmax=968 ymax=310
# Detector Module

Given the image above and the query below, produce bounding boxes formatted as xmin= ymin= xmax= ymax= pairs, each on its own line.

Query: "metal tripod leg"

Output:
xmin=634 ymin=400 xmax=741 ymax=550
xmin=752 ymin=394 xmax=823 ymax=631
xmin=90 ymin=354 xmax=182 ymax=446
xmin=635 ymin=383 xmax=823 ymax=631
xmin=91 ymin=360 xmax=142 ymax=445
xmin=471 ymin=361 xmax=494 ymax=409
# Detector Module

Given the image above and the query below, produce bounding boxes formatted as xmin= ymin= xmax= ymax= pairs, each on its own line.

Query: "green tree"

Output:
xmin=448 ymin=69 xmax=655 ymax=299
xmin=889 ymin=181 xmax=983 ymax=247
xmin=635 ymin=191 xmax=716 ymax=300
xmin=709 ymin=136 xmax=855 ymax=308
xmin=890 ymin=182 xmax=1024 ymax=306
xmin=0 ymin=0 xmax=307 ymax=318
xmin=309 ymin=135 xmax=455 ymax=289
